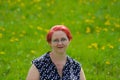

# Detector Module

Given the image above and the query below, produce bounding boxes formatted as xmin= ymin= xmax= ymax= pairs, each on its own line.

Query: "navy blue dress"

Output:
xmin=32 ymin=52 xmax=81 ymax=80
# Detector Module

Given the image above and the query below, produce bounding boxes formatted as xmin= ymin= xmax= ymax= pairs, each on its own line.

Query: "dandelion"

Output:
xmin=29 ymin=25 xmax=33 ymax=28
xmin=20 ymin=2 xmax=25 ymax=7
xmin=19 ymin=34 xmax=24 ymax=37
xmin=22 ymin=30 xmax=26 ymax=34
xmin=105 ymin=61 xmax=110 ymax=65
xmin=10 ymin=38 xmax=14 ymax=42
xmin=91 ymin=43 xmax=98 ymax=49
xmin=0 ymin=33 xmax=3 ymax=38
xmin=108 ymin=44 xmax=114 ymax=49
xmin=15 ymin=38 xmax=19 ymax=41
xmin=31 ymin=50 xmax=36 ymax=54
xmin=104 ymin=20 xmax=111 ymax=26
xmin=51 ymin=0 xmax=54 ymax=4
xmin=88 ymin=45 xmax=92 ymax=49
xmin=0 ymin=51 xmax=5 ymax=54
xmin=95 ymin=26 xmax=102 ymax=33
xmin=37 ymin=26 xmax=43 ymax=31
xmin=33 ymin=0 xmax=41 ymax=3
xmin=17 ymin=0 xmax=21 ymax=2
xmin=34 ymin=32 xmax=38 ymax=35
xmin=37 ymin=7 xmax=42 ymax=10
xmin=88 ymin=43 xmax=98 ymax=49
xmin=46 ymin=2 xmax=50 ymax=7
xmin=10 ymin=37 xmax=19 ymax=42
xmin=103 ymin=28 xmax=108 ymax=32
xmin=86 ymin=27 xmax=91 ymax=33
xmin=111 ymin=28 xmax=114 ymax=31
xmin=114 ymin=23 xmax=120 ymax=28
xmin=101 ymin=46 xmax=105 ymax=50
xmin=118 ymin=38 xmax=120 ymax=42
xmin=21 ymin=15 xmax=26 ymax=20
xmin=92 ymin=16 xmax=96 ymax=20
xmin=85 ymin=19 xmax=94 ymax=23
xmin=12 ymin=32 xmax=16 ymax=35
xmin=0 ymin=27 xmax=5 ymax=31
xmin=44 ymin=29 xmax=49 ymax=33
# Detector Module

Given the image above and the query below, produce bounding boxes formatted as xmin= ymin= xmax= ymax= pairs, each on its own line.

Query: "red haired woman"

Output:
xmin=26 ymin=25 xmax=86 ymax=80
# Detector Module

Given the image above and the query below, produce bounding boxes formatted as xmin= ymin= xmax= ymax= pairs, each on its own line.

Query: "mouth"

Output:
xmin=57 ymin=46 xmax=64 ymax=48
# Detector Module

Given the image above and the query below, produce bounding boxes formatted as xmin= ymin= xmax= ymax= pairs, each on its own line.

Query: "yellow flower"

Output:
xmin=118 ymin=38 xmax=120 ymax=42
xmin=31 ymin=50 xmax=36 ymax=54
xmin=37 ymin=26 xmax=43 ymax=31
xmin=22 ymin=31 xmax=26 ymax=34
xmin=111 ymin=28 xmax=114 ymax=31
xmin=105 ymin=20 xmax=111 ymax=26
xmin=10 ymin=37 xmax=19 ymax=42
xmin=0 ymin=33 xmax=3 ymax=38
xmin=91 ymin=43 xmax=98 ymax=49
xmin=108 ymin=44 xmax=114 ymax=49
xmin=33 ymin=0 xmax=41 ymax=3
xmin=15 ymin=38 xmax=19 ymax=41
xmin=0 ymin=27 xmax=5 ymax=31
xmin=34 ymin=32 xmax=38 ymax=35
xmin=101 ymin=46 xmax=105 ymax=50
xmin=106 ymin=61 xmax=110 ymax=65
xmin=17 ymin=0 xmax=21 ymax=2
xmin=44 ymin=29 xmax=49 ymax=33
xmin=19 ymin=34 xmax=24 ymax=37
xmin=85 ymin=19 xmax=94 ymax=23
xmin=37 ymin=7 xmax=42 ymax=10
xmin=21 ymin=15 xmax=26 ymax=20
xmin=95 ymin=26 xmax=102 ymax=33
xmin=103 ymin=28 xmax=108 ymax=32
xmin=114 ymin=23 xmax=120 ymax=28
xmin=20 ymin=2 xmax=25 ymax=7
xmin=10 ymin=38 xmax=14 ymax=42
xmin=86 ymin=27 xmax=91 ymax=33
xmin=46 ymin=3 xmax=50 ymax=7
xmin=0 ymin=51 xmax=5 ymax=54
xmin=12 ymin=32 xmax=16 ymax=35
xmin=88 ymin=45 xmax=92 ymax=48
xmin=29 ymin=25 xmax=33 ymax=28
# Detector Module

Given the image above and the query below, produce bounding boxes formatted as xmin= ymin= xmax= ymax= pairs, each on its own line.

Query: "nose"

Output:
xmin=57 ymin=41 xmax=63 ymax=44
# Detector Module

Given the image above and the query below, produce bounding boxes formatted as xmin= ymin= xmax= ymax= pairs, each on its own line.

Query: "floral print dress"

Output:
xmin=32 ymin=52 xmax=81 ymax=80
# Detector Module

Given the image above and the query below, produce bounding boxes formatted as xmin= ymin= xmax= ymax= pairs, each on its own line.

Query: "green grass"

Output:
xmin=0 ymin=0 xmax=120 ymax=80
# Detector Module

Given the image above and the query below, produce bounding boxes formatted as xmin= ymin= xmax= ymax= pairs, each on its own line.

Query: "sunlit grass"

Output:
xmin=0 ymin=0 xmax=120 ymax=80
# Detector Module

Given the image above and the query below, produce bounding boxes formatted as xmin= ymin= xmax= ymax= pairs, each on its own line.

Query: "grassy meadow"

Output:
xmin=0 ymin=0 xmax=120 ymax=80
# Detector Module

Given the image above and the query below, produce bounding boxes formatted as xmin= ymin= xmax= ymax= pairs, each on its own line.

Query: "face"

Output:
xmin=50 ymin=31 xmax=70 ymax=54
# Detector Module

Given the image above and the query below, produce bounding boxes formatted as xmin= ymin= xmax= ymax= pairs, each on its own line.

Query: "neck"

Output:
xmin=50 ymin=51 xmax=66 ymax=62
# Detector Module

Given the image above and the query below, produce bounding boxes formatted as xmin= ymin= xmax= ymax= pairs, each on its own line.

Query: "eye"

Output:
xmin=52 ymin=39 xmax=59 ymax=43
xmin=61 ymin=38 xmax=67 ymax=42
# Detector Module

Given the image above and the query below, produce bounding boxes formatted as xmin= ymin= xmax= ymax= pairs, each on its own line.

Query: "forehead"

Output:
xmin=52 ymin=31 xmax=67 ymax=39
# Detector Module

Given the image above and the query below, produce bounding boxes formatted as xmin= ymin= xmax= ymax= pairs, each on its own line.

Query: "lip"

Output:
xmin=57 ymin=46 xmax=64 ymax=48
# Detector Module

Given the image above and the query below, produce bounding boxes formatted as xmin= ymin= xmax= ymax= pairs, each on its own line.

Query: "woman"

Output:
xmin=26 ymin=25 xmax=86 ymax=80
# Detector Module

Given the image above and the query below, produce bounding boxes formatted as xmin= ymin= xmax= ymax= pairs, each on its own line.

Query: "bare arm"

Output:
xmin=26 ymin=64 xmax=40 ymax=80
xmin=80 ymin=67 xmax=86 ymax=80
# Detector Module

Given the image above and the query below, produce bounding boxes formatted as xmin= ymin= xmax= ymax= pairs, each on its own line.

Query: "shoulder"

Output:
xmin=67 ymin=56 xmax=81 ymax=68
xmin=26 ymin=64 xmax=39 ymax=80
xmin=68 ymin=56 xmax=81 ymax=65
xmin=32 ymin=53 xmax=47 ymax=63
xmin=32 ymin=52 xmax=50 ymax=69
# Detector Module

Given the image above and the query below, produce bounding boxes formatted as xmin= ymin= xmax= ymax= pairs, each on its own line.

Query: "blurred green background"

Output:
xmin=0 ymin=0 xmax=120 ymax=80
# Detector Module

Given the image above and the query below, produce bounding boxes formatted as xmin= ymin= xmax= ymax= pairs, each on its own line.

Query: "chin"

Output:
xmin=57 ymin=50 xmax=66 ymax=54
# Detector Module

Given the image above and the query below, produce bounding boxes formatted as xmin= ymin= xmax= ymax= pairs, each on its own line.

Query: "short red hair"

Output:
xmin=46 ymin=25 xmax=72 ymax=43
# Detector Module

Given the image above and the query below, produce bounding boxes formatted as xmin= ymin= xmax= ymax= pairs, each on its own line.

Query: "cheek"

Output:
xmin=49 ymin=43 xmax=56 ymax=47
xmin=65 ymin=41 xmax=70 ymax=46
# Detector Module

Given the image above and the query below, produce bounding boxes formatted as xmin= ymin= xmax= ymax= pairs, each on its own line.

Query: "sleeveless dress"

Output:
xmin=32 ymin=52 xmax=81 ymax=80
